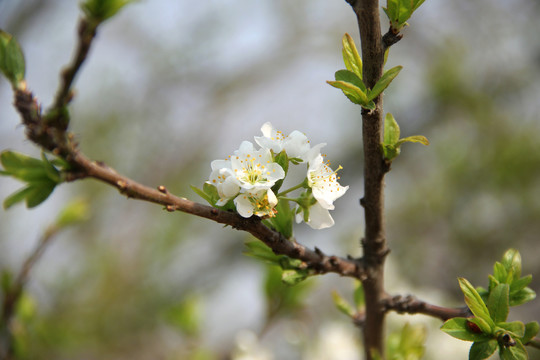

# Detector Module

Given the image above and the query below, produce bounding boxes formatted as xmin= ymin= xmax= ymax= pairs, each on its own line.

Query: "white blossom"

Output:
xmin=235 ymin=188 xmax=278 ymax=218
xmin=306 ymin=152 xmax=348 ymax=210
xmin=254 ymin=122 xmax=325 ymax=161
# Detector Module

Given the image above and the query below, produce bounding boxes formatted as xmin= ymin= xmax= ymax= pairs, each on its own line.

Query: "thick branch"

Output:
xmin=382 ymin=294 xmax=471 ymax=321
xmin=348 ymin=1 xmax=388 ymax=358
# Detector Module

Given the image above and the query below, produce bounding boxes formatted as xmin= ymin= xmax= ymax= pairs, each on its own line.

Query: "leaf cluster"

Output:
xmin=441 ymin=249 xmax=538 ymax=360
xmin=327 ymin=34 xmax=402 ymax=110
xmin=0 ymin=151 xmax=68 ymax=209
xmin=383 ymin=0 xmax=426 ymax=33
xmin=381 ymin=113 xmax=429 ymax=161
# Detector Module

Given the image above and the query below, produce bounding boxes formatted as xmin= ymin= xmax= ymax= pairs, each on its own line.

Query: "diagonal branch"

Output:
xmin=13 ymin=87 xmax=367 ymax=281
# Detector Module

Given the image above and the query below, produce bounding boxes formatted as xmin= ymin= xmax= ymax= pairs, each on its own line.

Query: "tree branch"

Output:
xmin=347 ymin=0 xmax=389 ymax=358
xmin=382 ymin=294 xmax=471 ymax=322
xmin=12 ymin=87 xmax=368 ymax=282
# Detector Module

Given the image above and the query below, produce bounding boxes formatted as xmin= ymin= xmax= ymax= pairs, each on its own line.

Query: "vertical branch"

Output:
xmin=347 ymin=0 xmax=389 ymax=358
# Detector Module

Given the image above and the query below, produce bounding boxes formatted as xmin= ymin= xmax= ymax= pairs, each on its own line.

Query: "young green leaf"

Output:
xmin=394 ymin=135 xmax=430 ymax=147
xmin=81 ymin=0 xmax=133 ymax=23
xmin=55 ymin=198 xmax=90 ymax=228
xmin=269 ymin=199 xmax=293 ymax=239
xmin=332 ymin=291 xmax=356 ymax=317
xmin=335 ymin=69 xmax=367 ymax=93
xmin=440 ymin=318 xmax=490 ymax=342
xmin=522 ymin=321 xmax=539 ymax=344
xmin=487 ymin=283 xmax=509 ymax=323
xmin=498 ymin=321 xmax=525 ymax=338
xmin=0 ymin=30 xmax=25 ymax=89
xmin=327 ymin=79 xmax=369 ymax=106
xmin=281 ymin=268 xmax=308 ymax=286
xmin=190 ymin=185 xmax=214 ymax=206
xmin=510 ymin=275 xmax=532 ymax=295
xmin=383 ymin=113 xmax=400 ymax=145
xmin=458 ymin=278 xmax=494 ymax=330
xmin=501 ymin=249 xmax=522 ymax=280
xmin=353 ymin=281 xmax=365 ymax=309
xmin=342 ymin=33 xmax=363 ymax=79
xmin=3 ymin=186 xmax=34 ymax=209
xmin=25 ymin=182 xmax=56 ymax=208
xmin=367 ymin=65 xmax=402 ymax=102
xmin=244 ymin=240 xmax=281 ymax=265
xmin=509 ymin=287 xmax=536 ymax=307
xmin=469 ymin=339 xmax=498 ymax=360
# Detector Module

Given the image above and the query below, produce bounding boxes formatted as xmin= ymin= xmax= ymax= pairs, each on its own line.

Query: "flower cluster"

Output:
xmin=204 ymin=122 xmax=348 ymax=231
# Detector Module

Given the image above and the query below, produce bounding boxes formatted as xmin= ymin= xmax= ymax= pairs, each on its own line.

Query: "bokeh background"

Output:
xmin=1 ymin=0 xmax=539 ymax=359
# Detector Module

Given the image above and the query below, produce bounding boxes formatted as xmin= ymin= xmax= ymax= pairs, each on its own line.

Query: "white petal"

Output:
xmin=306 ymin=202 xmax=335 ymax=229
xmin=283 ymin=131 xmax=310 ymax=159
xmin=234 ymin=195 xmax=254 ymax=218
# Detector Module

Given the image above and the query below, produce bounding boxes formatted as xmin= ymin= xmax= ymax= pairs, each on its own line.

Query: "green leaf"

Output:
xmin=440 ymin=318 xmax=491 ymax=342
xmin=522 ymin=321 xmax=539 ymax=344
xmin=327 ymin=79 xmax=370 ymax=106
xmin=395 ymin=135 xmax=430 ymax=147
xmin=487 ymin=284 xmax=509 ymax=323
xmin=381 ymin=144 xmax=400 ymax=161
xmin=383 ymin=0 xmax=426 ymax=32
xmin=509 ymin=287 xmax=536 ymax=307
xmin=509 ymin=275 xmax=532 ymax=295
xmin=342 ymin=33 xmax=362 ymax=79
xmin=190 ymin=185 xmax=214 ymax=205
xmin=335 ymin=69 xmax=367 ymax=93
xmin=263 ymin=265 xmax=311 ymax=316
xmin=493 ymin=262 xmax=508 ymax=283
xmin=41 ymin=152 xmax=61 ymax=183
xmin=367 ymin=65 xmax=402 ymax=102
xmin=469 ymin=340 xmax=498 ymax=360
xmin=353 ymin=281 xmax=365 ymax=309
xmin=243 ymin=239 xmax=280 ymax=265
xmin=383 ymin=113 xmax=400 ymax=145
xmin=81 ymin=0 xmax=133 ymax=23
xmin=269 ymin=199 xmax=293 ymax=239
xmin=0 ymin=30 xmax=25 ymax=88
xmin=458 ymin=278 xmax=494 ymax=330
xmin=498 ymin=322 xmax=525 ymax=338
xmin=332 ymin=291 xmax=356 ymax=317
xmin=3 ymin=186 xmax=34 ymax=209
xmin=281 ymin=268 xmax=308 ymax=286
xmin=25 ymin=182 xmax=56 ymax=208
xmin=501 ymin=249 xmax=522 ymax=280
xmin=1 ymin=151 xmax=44 ymax=172
xmin=55 ymin=198 xmax=90 ymax=228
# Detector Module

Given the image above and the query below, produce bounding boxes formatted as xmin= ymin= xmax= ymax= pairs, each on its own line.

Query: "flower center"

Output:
xmin=250 ymin=193 xmax=277 ymax=217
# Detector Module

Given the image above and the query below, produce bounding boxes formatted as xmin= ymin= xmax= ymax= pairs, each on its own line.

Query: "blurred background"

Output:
xmin=1 ymin=0 xmax=539 ymax=359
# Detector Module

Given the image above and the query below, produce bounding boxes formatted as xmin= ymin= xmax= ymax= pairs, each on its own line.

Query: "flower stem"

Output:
xmin=277 ymin=179 xmax=308 ymax=197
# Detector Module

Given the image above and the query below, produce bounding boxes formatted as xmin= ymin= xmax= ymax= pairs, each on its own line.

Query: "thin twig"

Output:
xmin=382 ymin=294 xmax=471 ymax=322
xmin=1 ymin=226 xmax=59 ymax=360
xmin=52 ymin=17 xmax=97 ymax=112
